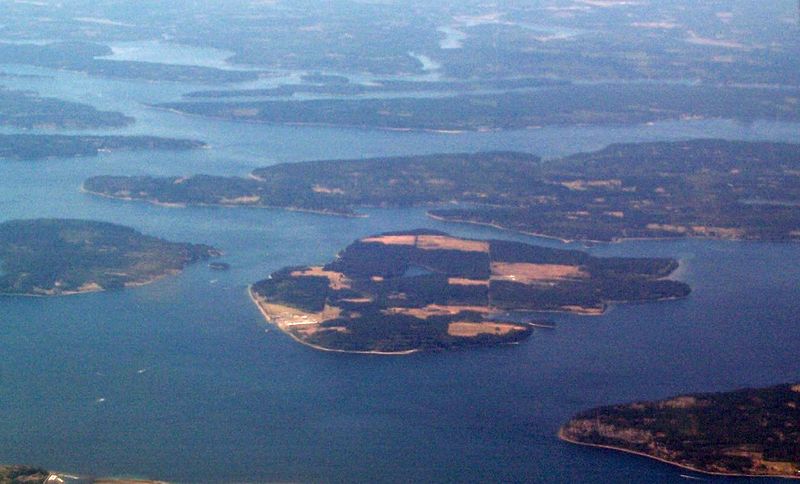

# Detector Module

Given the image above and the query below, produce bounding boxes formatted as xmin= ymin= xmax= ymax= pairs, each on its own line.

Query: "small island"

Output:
xmin=560 ymin=384 xmax=800 ymax=479
xmin=0 ymin=219 xmax=219 ymax=296
xmin=249 ymin=230 xmax=689 ymax=354
xmin=84 ymin=140 xmax=800 ymax=243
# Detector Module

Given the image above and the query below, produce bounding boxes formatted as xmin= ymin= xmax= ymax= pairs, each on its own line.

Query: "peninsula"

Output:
xmin=0 ymin=135 xmax=204 ymax=160
xmin=84 ymin=140 xmax=800 ymax=243
xmin=0 ymin=87 xmax=131 ymax=129
xmin=156 ymin=84 xmax=800 ymax=131
xmin=249 ymin=230 xmax=688 ymax=354
xmin=0 ymin=219 xmax=219 ymax=296
xmin=560 ymin=384 xmax=800 ymax=479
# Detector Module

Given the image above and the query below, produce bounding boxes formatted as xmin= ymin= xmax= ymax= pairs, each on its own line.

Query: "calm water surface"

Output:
xmin=0 ymin=61 xmax=799 ymax=482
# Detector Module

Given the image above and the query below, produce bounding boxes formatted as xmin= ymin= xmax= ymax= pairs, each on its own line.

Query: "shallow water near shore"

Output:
xmin=0 ymin=63 xmax=799 ymax=482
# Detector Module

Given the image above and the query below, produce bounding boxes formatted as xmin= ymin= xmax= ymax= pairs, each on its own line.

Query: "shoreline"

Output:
xmin=247 ymin=286 xmax=420 ymax=356
xmin=427 ymin=212 xmax=580 ymax=244
xmin=558 ymin=429 xmax=800 ymax=480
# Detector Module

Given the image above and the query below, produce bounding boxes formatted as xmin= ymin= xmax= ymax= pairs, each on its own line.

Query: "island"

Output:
xmin=249 ymin=229 xmax=689 ymax=354
xmin=84 ymin=140 xmax=800 ymax=243
xmin=0 ymin=219 xmax=219 ymax=296
xmin=560 ymin=383 xmax=800 ymax=479
xmin=155 ymin=84 xmax=800 ymax=131
xmin=0 ymin=135 xmax=204 ymax=160
xmin=0 ymin=87 xmax=132 ymax=129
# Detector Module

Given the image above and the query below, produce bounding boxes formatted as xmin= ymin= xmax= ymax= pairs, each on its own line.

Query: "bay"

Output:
xmin=0 ymin=63 xmax=798 ymax=482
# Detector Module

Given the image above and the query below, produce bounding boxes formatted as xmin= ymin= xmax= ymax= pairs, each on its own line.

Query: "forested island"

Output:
xmin=560 ymin=383 xmax=800 ymax=479
xmin=0 ymin=135 xmax=204 ymax=160
xmin=249 ymin=230 xmax=688 ymax=354
xmin=157 ymin=84 xmax=800 ymax=131
xmin=0 ymin=41 xmax=258 ymax=83
xmin=84 ymin=140 xmax=800 ymax=243
xmin=0 ymin=219 xmax=219 ymax=296
xmin=0 ymin=87 xmax=131 ymax=129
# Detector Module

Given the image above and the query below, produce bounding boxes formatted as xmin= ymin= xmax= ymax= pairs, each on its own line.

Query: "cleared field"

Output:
xmin=361 ymin=234 xmax=489 ymax=253
xmin=251 ymin=292 xmax=343 ymax=338
xmin=559 ymin=305 xmax=604 ymax=315
xmin=416 ymin=235 xmax=489 ymax=253
xmin=361 ymin=235 xmax=416 ymax=245
xmin=312 ymin=184 xmax=346 ymax=194
xmin=447 ymin=322 xmax=526 ymax=337
xmin=384 ymin=304 xmax=491 ymax=319
xmin=339 ymin=297 xmax=374 ymax=303
xmin=254 ymin=299 xmax=321 ymax=327
xmin=290 ymin=266 xmax=352 ymax=290
xmin=491 ymin=262 xmax=587 ymax=283
xmin=448 ymin=277 xmax=489 ymax=286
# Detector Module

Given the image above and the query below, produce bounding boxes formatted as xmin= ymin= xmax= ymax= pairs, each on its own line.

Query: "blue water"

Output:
xmin=1 ymin=61 xmax=799 ymax=483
